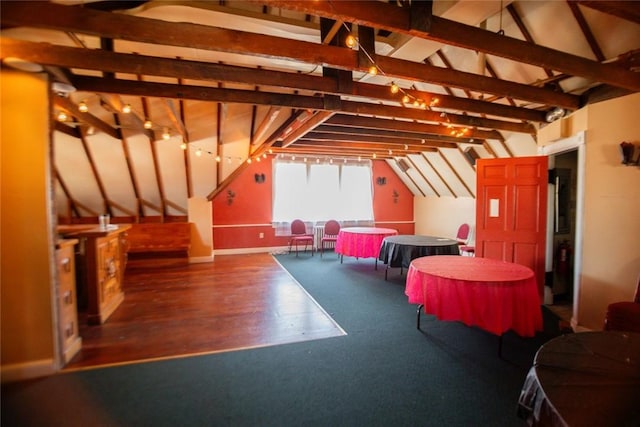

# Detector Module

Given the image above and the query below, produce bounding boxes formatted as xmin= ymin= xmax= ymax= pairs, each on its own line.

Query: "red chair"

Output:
xmin=320 ymin=220 xmax=340 ymax=257
xmin=455 ymin=223 xmax=475 ymax=256
xmin=289 ymin=219 xmax=314 ymax=257
xmin=604 ymin=276 xmax=640 ymax=333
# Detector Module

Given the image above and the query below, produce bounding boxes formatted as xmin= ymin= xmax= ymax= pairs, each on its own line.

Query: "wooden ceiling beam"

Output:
xmin=281 ymin=111 xmax=335 ymax=147
xmin=256 ymin=0 xmax=640 ymax=91
xmin=325 ymin=114 xmax=503 ymax=142
xmin=575 ymin=1 xmax=640 ymax=25
xmin=1 ymin=39 xmax=547 ymax=123
xmin=313 ymin=124 xmax=485 ymax=145
xmin=0 ymin=2 xmax=588 ymax=107
xmin=300 ymin=132 xmax=459 ymax=149
xmin=69 ymin=75 xmax=517 ymax=139
xmin=294 ymin=140 xmax=443 ymax=152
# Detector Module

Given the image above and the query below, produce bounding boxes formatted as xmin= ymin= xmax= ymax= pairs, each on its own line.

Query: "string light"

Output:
xmin=143 ymin=120 xmax=153 ymax=129
xmin=78 ymin=101 xmax=88 ymax=113
xmin=57 ymin=111 xmax=68 ymax=122
xmin=122 ymin=104 xmax=132 ymax=114
xmin=162 ymin=128 xmax=171 ymax=140
xmin=180 ymin=141 xmax=187 ymax=150
xmin=335 ymin=11 xmax=471 ymax=138
xmin=345 ymin=34 xmax=357 ymax=48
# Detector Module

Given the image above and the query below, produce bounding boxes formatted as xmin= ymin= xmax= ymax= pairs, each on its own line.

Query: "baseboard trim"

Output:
xmin=213 ymin=246 xmax=289 ymax=256
xmin=189 ymin=254 xmax=214 ymax=263
xmin=1 ymin=358 xmax=56 ymax=383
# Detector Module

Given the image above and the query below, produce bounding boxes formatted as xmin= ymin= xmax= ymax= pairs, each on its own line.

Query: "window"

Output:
xmin=272 ymin=159 xmax=374 ymax=223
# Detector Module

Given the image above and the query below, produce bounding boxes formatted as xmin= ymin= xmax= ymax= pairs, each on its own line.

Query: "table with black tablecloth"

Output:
xmin=517 ymin=331 xmax=640 ymax=426
xmin=378 ymin=235 xmax=460 ymax=280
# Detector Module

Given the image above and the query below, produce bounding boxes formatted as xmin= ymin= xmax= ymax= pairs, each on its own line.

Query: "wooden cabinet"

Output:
xmin=58 ymin=224 xmax=131 ymax=325
xmin=56 ymin=239 xmax=82 ymax=364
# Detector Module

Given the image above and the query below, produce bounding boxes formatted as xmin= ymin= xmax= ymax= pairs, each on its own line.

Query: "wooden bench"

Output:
xmin=126 ymin=222 xmax=191 ymax=268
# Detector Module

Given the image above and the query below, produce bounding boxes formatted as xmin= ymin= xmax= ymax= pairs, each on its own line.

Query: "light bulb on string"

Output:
xmin=215 ymin=155 xmax=221 ymax=162
xmin=144 ymin=120 xmax=153 ymax=129
xmin=195 ymin=148 xmax=203 ymax=157
xmin=57 ymin=111 xmax=67 ymax=122
xmin=180 ymin=141 xmax=187 ymax=150
xmin=368 ymin=65 xmax=378 ymax=76
xmin=78 ymin=101 xmax=88 ymax=113
xmin=345 ymin=34 xmax=357 ymax=49
xmin=122 ymin=104 xmax=132 ymax=114
xmin=402 ymin=94 xmax=410 ymax=104
xmin=162 ymin=128 xmax=171 ymax=140
xmin=390 ymin=82 xmax=399 ymax=94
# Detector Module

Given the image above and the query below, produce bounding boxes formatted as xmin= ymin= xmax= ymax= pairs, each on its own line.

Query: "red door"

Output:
xmin=476 ymin=156 xmax=548 ymax=297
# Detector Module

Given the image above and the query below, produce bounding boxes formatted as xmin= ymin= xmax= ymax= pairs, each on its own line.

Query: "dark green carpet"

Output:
xmin=2 ymin=253 xmax=561 ymax=426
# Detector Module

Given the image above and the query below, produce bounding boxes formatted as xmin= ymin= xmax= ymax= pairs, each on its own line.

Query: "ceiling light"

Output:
xmin=195 ymin=148 xmax=202 ymax=157
xmin=215 ymin=155 xmax=221 ymax=162
xmin=247 ymin=158 xmax=252 ymax=164
xmin=345 ymin=34 xmax=357 ymax=49
xmin=162 ymin=128 xmax=170 ymax=140
xmin=402 ymin=94 xmax=410 ymax=104
xmin=57 ymin=111 xmax=68 ymax=122
xmin=52 ymin=82 xmax=76 ymax=97
xmin=3 ymin=57 xmax=43 ymax=72
xmin=390 ymin=82 xmax=399 ymax=94
xmin=78 ymin=101 xmax=88 ymax=113
xmin=122 ymin=104 xmax=132 ymax=114
xmin=180 ymin=142 xmax=187 ymax=150
xmin=143 ymin=120 xmax=153 ymax=129
xmin=368 ymin=65 xmax=378 ymax=76
xmin=545 ymin=107 xmax=565 ymax=123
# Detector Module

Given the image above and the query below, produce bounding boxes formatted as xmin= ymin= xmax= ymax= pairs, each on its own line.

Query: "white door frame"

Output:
xmin=539 ymin=131 xmax=585 ymax=330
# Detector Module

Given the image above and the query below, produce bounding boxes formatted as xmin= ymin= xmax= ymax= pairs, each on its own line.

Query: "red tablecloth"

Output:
xmin=335 ymin=227 xmax=398 ymax=259
xmin=405 ymin=255 xmax=542 ymax=337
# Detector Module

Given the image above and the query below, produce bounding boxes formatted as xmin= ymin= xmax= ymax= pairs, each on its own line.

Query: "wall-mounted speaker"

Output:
xmin=463 ymin=147 xmax=480 ymax=167
xmin=396 ymin=158 xmax=411 ymax=173
xmin=254 ymin=173 xmax=266 ymax=183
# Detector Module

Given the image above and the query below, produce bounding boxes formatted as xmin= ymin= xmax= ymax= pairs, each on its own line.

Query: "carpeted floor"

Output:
xmin=2 ymin=253 xmax=561 ymax=426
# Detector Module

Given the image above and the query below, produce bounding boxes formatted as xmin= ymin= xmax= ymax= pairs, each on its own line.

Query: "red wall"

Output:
xmin=212 ymin=159 xmax=413 ymax=250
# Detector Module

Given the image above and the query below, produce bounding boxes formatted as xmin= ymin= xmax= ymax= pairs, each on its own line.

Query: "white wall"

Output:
xmin=414 ymin=196 xmax=476 ymax=241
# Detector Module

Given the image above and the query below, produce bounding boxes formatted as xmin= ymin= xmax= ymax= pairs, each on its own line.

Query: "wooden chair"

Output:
xmin=604 ymin=276 xmax=640 ymax=333
xmin=320 ymin=220 xmax=340 ymax=257
xmin=289 ymin=219 xmax=314 ymax=257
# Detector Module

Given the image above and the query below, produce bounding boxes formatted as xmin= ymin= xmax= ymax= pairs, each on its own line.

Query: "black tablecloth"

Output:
xmin=517 ymin=331 xmax=640 ymax=426
xmin=378 ymin=235 xmax=460 ymax=269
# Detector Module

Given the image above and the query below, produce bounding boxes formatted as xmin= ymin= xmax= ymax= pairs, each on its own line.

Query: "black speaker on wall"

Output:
xmin=396 ymin=158 xmax=411 ymax=173
xmin=463 ymin=147 xmax=480 ymax=166
xmin=254 ymin=173 xmax=266 ymax=183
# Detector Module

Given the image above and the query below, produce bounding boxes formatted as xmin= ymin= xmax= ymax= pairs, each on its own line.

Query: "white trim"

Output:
xmin=538 ymin=131 xmax=585 ymax=156
xmin=214 ymin=246 xmax=290 ymax=256
xmin=1 ymin=359 xmax=56 ymax=383
xmin=189 ymin=254 xmax=214 ymax=263
xmin=539 ymin=130 xmax=586 ymax=329
xmin=374 ymin=221 xmax=415 ymax=224
xmin=213 ymin=223 xmax=273 ymax=229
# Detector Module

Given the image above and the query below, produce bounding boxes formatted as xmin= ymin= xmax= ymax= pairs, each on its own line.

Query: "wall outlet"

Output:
xmin=259 ymin=232 xmax=264 ymax=239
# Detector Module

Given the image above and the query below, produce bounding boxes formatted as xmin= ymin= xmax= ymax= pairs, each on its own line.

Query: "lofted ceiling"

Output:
xmin=1 ymin=0 xmax=639 ymax=218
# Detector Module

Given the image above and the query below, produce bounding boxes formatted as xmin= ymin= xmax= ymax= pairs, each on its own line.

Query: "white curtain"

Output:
xmin=272 ymin=158 xmax=374 ymax=224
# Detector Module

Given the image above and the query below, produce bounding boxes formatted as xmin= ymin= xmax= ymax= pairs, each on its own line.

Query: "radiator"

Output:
xmin=314 ymin=225 xmax=336 ymax=250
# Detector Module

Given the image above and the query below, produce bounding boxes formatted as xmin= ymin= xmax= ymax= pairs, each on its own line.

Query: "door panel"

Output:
xmin=476 ymin=156 xmax=548 ymax=297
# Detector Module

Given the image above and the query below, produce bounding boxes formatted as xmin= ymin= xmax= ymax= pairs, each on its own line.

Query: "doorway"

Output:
xmin=549 ymin=150 xmax=578 ymax=321
xmin=541 ymin=131 xmax=585 ymax=329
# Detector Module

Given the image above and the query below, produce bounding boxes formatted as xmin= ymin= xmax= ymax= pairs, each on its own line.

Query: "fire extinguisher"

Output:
xmin=556 ymin=240 xmax=571 ymax=275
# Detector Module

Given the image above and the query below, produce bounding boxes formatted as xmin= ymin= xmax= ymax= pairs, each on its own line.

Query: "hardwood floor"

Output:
xmin=65 ymin=253 xmax=345 ymax=370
